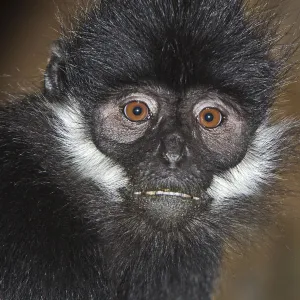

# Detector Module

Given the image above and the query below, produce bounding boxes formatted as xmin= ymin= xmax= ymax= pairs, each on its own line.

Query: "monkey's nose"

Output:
xmin=161 ymin=133 xmax=186 ymax=167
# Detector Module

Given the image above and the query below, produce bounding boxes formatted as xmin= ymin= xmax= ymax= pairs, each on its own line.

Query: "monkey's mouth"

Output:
xmin=131 ymin=189 xmax=205 ymax=224
xmin=134 ymin=190 xmax=200 ymax=200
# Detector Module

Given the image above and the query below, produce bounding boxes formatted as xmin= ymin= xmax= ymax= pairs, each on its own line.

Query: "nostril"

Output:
xmin=160 ymin=133 xmax=186 ymax=165
xmin=164 ymin=152 xmax=182 ymax=164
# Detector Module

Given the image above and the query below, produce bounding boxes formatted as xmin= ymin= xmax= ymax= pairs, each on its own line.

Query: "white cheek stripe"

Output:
xmin=208 ymin=121 xmax=291 ymax=206
xmin=49 ymin=102 xmax=129 ymax=192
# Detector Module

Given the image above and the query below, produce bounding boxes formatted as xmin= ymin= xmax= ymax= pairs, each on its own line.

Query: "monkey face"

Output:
xmin=88 ymin=84 xmax=254 ymax=225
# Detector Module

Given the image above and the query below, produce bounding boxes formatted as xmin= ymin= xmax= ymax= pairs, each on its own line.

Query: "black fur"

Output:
xmin=0 ymin=1 xmax=295 ymax=299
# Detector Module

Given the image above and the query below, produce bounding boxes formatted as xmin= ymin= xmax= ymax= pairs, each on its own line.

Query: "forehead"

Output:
xmin=63 ymin=0 xmax=277 ymax=118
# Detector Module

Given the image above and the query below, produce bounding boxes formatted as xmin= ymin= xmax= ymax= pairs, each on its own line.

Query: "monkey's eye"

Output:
xmin=123 ymin=101 xmax=151 ymax=122
xmin=198 ymin=108 xmax=223 ymax=128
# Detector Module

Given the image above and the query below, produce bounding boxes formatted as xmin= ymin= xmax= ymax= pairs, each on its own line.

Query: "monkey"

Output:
xmin=0 ymin=0 xmax=298 ymax=299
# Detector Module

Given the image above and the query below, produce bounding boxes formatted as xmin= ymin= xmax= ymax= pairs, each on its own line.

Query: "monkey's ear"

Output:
xmin=44 ymin=40 xmax=67 ymax=96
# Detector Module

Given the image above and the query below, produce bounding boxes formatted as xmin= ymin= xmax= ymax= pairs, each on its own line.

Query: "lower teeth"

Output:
xmin=134 ymin=191 xmax=199 ymax=200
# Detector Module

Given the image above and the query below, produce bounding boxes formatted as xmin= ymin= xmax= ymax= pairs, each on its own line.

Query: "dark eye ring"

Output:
xmin=123 ymin=101 xmax=151 ymax=122
xmin=198 ymin=107 xmax=223 ymax=128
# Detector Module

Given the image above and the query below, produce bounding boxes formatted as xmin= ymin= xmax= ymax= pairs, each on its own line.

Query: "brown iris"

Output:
xmin=123 ymin=101 xmax=150 ymax=122
xmin=199 ymin=107 xmax=223 ymax=128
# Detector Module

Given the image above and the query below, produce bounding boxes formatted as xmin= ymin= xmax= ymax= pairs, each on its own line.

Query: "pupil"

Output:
xmin=204 ymin=112 xmax=214 ymax=122
xmin=133 ymin=106 xmax=143 ymax=115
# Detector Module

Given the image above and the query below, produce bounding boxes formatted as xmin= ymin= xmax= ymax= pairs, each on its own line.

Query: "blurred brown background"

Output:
xmin=0 ymin=0 xmax=299 ymax=299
